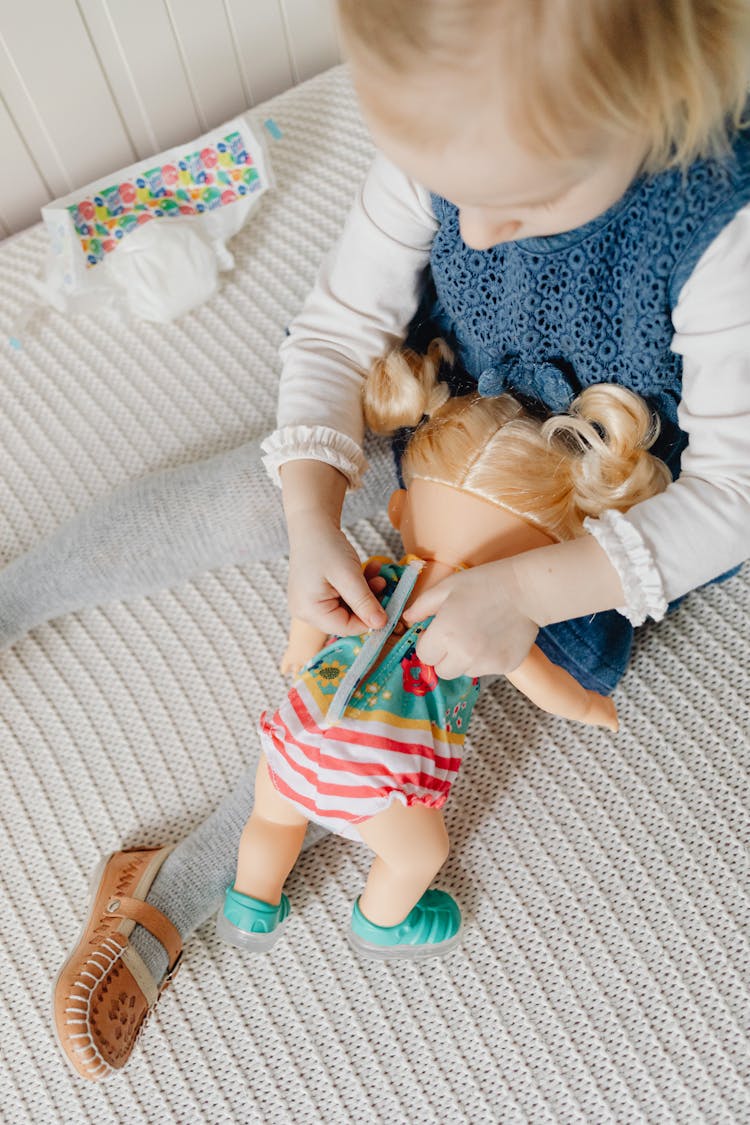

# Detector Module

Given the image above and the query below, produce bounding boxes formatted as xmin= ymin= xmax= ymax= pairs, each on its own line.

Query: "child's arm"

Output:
xmin=268 ymin=153 xmax=437 ymax=475
xmin=262 ymin=155 xmax=436 ymax=636
xmin=611 ymin=202 xmax=750 ymax=614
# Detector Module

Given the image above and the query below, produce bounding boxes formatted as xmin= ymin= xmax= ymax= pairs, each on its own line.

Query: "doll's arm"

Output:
xmin=506 ymin=644 xmax=618 ymax=731
xmin=280 ymin=618 xmax=330 ymax=676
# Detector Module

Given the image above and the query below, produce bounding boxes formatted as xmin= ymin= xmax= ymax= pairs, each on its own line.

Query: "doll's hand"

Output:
xmin=402 ymin=560 xmax=539 ymax=679
xmin=280 ymin=619 xmax=330 ymax=676
xmin=287 ymin=512 xmax=387 ymax=636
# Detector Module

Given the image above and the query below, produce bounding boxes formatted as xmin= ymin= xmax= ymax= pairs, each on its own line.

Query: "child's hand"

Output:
xmin=403 ymin=560 xmax=539 ymax=679
xmin=403 ymin=537 xmax=627 ymax=680
xmin=287 ymin=511 xmax=387 ymax=636
xmin=281 ymin=459 xmax=388 ymax=637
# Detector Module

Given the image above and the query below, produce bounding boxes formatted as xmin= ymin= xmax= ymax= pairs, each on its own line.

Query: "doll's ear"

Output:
xmin=387 ymin=489 xmax=407 ymax=530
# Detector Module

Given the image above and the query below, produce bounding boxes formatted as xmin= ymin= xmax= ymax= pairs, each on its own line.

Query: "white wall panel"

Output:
xmin=0 ymin=0 xmax=133 ymax=196
xmin=0 ymin=96 xmax=49 ymax=234
xmin=163 ymin=0 xmax=247 ymax=131
xmin=0 ymin=0 xmax=342 ymax=238
xmin=280 ymin=0 xmax=341 ymax=82
xmin=87 ymin=0 xmax=203 ymax=154
xmin=75 ymin=0 xmax=164 ymax=160
xmin=225 ymin=0 xmax=295 ymax=105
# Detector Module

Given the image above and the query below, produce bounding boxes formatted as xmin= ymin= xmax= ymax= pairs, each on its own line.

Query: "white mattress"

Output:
xmin=0 ymin=65 xmax=748 ymax=1124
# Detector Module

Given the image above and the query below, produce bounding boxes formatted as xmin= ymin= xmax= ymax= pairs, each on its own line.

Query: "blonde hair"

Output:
xmin=363 ymin=341 xmax=671 ymax=541
xmin=338 ymin=0 xmax=750 ymax=172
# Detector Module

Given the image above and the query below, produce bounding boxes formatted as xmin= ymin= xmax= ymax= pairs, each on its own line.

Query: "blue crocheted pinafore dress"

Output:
xmin=401 ymin=130 xmax=750 ymax=693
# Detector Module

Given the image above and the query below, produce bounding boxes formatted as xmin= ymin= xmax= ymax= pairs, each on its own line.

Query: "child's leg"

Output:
xmin=233 ymin=756 xmax=309 ymax=905
xmin=54 ymin=753 xmax=326 ymax=1079
xmin=0 ymin=434 xmax=397 ymax=647
xmin=127 ymin=755 xmax=256 ymax=982
xmin=356 ymin=801 xmax=450 ymax=925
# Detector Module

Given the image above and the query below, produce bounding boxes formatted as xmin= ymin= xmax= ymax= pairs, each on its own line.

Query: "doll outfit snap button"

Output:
xmin=349 ymin=889 xmax=463 ymax=960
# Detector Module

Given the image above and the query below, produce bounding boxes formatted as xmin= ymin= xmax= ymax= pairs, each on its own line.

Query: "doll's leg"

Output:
xmin=356 ymin=801 xmax=450 ymax=924
xmin=0 ymin=434 xmax=398 ymax=648
xmin=216 ymin=756 xmax=310 ymax=951
xmin=128 ymin=750 xmax=325 ymax=979
xmin=349 ymin=801 xmax=462 ymax=959
xmin=234 ymin=756 xmax=309 ymax=904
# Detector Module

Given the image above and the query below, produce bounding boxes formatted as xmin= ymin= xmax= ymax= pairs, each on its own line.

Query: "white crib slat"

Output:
xmin=76 ymin=0 xmax=158 ymax=160
xmin=95 ymin=0 xmax=202 ymax=153
xmin=163 ymin=0 xmax=247 ymax=129
xmin=0 ymin=97 xmax=50 ymax=234
xmin=0 ymin=0 xmax=133 ymax=197
xmin=225 ymin=0 xmax=295 ymax=105
xmin=280 ymin=0 xmax=341 ymax=83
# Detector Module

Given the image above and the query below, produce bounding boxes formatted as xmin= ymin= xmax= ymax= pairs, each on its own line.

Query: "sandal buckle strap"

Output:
xmin=106 ymin=894 xmax=182 ymax=970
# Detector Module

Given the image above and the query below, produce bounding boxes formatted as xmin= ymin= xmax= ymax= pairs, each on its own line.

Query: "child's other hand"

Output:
xmin=402 ymin=561 xmax=539 ymax=679
xmin=287 ymin=512 xmax=387 ymax=636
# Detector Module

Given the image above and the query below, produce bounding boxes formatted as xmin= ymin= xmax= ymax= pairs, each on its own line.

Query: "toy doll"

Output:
xmin=216 ymin=341 xmax=671 ymax=960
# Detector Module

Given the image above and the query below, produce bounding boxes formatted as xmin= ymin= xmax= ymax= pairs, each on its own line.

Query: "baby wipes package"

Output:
xmin=39 ymin=115 xmax=273 ymax=323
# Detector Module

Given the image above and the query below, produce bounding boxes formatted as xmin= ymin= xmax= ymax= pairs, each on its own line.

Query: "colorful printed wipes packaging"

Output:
xmin=39 ymin=116 xmax=273 ymax=323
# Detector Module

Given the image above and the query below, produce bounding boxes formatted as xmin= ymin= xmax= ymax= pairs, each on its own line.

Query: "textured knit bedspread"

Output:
xmin=0 ymin=66 xmax=748 ymax=1125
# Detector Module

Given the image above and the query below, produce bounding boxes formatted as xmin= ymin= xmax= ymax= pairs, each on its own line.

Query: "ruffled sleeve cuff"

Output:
xmin=261 ymin=425 xmax=368 ymax=489
xmin=583 ymin=510 xmax=668 ymax=626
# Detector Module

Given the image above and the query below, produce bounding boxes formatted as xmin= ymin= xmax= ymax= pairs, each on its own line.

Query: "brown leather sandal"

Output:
xmin=53 ymin=845 xmax=182 ymax=1080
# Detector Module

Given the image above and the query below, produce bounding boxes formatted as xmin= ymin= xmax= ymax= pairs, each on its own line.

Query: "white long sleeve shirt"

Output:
xmin=262 ymin=153 xmax=750 ymax=625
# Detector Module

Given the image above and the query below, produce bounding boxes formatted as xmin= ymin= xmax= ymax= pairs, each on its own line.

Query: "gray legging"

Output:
xmin=0 ymin=433 xmax=398 ymax=648
xmin=0 ymin=432 xmax=399 ymax=980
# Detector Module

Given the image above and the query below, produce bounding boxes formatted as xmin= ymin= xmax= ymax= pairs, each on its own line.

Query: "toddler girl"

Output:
xmin=52 ymin=0 xmax=750 ymax=1079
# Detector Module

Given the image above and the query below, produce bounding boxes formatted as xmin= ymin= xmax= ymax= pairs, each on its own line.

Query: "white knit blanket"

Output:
xmin=0 ymin=66 xmax=748 ymax=1125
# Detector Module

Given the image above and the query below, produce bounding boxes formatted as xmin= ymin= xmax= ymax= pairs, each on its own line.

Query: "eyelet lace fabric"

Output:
xmin=425 ymin=132 xmax=750 ymax=473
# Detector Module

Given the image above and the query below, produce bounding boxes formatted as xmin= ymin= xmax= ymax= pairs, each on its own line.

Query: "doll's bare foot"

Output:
xmin=582 ymin=691 xmax=619 ymax=731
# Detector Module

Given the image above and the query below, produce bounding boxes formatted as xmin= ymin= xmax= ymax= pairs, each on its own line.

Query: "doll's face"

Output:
xmin=388 ymin=478 xmax=555 ymax=567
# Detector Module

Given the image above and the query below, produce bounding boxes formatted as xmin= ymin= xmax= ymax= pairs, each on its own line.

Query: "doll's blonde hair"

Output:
xmin=363 ymin=340 xmax=671 ymax=542
xmin=338 ymin=0 xmax=750 ymax=172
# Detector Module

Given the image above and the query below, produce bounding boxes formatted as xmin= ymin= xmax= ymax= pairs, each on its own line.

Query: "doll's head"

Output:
xmin=338 ymin=0 xmax=750 ymax=248
xmin=363 ymin=339 xmax=671 ymax=544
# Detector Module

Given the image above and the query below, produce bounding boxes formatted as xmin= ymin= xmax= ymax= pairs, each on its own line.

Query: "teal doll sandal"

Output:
xmin=349 ymin=889 xmax=463 ymax=960
xmin=215 ymin=886 xmax=291 ymax=952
